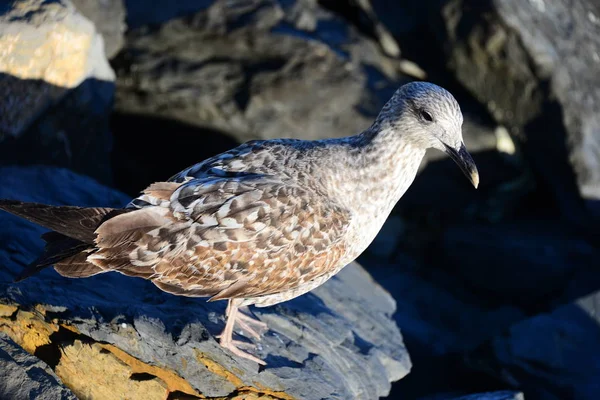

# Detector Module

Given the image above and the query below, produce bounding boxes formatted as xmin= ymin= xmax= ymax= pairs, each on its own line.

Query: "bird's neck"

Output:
xmin=316 ymin=124 xmax=425 ymax=263
xmin=324 ymin=123 xmax=426 ymax=214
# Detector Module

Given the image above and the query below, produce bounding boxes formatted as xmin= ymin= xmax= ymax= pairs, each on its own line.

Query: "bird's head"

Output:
xmin=376 ymin=81 xmax=479 ymax=188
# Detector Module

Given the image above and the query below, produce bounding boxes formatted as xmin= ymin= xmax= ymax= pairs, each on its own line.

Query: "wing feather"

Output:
xmin=91 ymin=174 xmax=351 ymax=300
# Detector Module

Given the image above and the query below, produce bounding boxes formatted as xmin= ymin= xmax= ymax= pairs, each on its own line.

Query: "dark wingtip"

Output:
xmin=13 ymin=267 xmax=37 ymax=283
xmin=13 ymin=270 xmax=30 ymax=283
xmin=0 ymin=199 xmax=22 ymax=210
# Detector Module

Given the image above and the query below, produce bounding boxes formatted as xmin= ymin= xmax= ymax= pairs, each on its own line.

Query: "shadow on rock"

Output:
xmin=110 ymin=112 xmax=239 ymax=196
xmin=0 ymin=74 xmax=114 ymax=185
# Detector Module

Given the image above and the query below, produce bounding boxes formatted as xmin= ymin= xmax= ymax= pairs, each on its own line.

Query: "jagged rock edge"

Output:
xmin=0 ymin=304 xmax=293 ymax=400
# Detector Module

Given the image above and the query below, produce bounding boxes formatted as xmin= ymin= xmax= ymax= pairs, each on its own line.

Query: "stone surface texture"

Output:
xmin=0 ymin=333 xmax=76 ymax=400
xmin=71 ymin=0 xmax=126 ymax=58
xmin=467 ymin=290 xmax=600 ymax=400
xmin=434 ymin=0 xmax=600 ymax=220
xmin=0 ymin=0 xmax=114 ymax=136
xmin=113 ymin=0 xmax=411 ymax=144
xmin=0 ymin=0 xmax=115 ymax=184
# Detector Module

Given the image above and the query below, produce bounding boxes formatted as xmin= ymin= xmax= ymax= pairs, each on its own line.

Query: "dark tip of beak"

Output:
xmin=443 ymin=142 xmax=479 ymax=188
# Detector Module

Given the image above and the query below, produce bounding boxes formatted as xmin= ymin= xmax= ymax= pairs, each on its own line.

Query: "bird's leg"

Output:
xmin=224 ymin=302 xmax=268 ymax=340
xmin=219 ymin=299 xmax=266 ymax=365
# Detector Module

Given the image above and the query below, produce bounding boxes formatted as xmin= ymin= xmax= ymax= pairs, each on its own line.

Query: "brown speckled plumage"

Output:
xmin=0 ymin=82 xmax=479 ymax=364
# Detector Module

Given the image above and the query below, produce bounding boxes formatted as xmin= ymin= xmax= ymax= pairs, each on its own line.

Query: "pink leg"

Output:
xmin=219 ymin=299 xmax=266 ymax=365
xmin=224 ymin=302 xmax=268 ymax=340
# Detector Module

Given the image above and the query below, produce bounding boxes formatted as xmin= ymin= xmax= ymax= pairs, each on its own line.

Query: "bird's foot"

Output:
xmin=235 ymin=311 xmax=268 ymax=340
xmin=219 ymin=336 xmax=265 ymax=365
xmin=215 ymin=334 xmax=257 ymax=350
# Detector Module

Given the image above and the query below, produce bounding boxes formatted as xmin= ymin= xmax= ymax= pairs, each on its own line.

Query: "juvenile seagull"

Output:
xmin=0 ymin=82 xmax=478 ymax=364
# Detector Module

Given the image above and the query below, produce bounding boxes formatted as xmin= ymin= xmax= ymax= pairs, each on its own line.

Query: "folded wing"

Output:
xmin=91 ymin=175 xmax=351 ymax=300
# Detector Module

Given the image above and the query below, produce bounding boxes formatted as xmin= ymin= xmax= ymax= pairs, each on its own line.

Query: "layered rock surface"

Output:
xmin=466 ymin=290 xmax=600 ymax=400
xmin=0 ymin=333 xmax=76 ymax=400
xmin=431 ymin=0 xmax=600 ymax=222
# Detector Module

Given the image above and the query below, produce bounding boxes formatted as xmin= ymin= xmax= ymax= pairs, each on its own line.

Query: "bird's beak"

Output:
xmin=443 ymin=142 xmax=479 ymax=188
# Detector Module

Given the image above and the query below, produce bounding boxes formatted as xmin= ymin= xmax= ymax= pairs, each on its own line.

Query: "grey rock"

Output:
xmin=363 ymin=253 xmax=525 ymax=398
xmin=468 ymin=289 xmax=600 ymax=400
xmin=0 ymin=0 xmax=115 ymax=136
xmin=123 ymin=0 xmax=213 ymax=29
xmin=421 ymin=391 xmax=524 ymax=400
xmin=0 ymin=0 xmax=115 ymax=184
xmin=113 ymin=0 xmax=413 ymax=145
xmin=451 ymin=392 xmax=524 ymax=400
xmin=71 ymin=0 xmax=126 ymax=58
xmin=0 ymin=165 xmax=410 ymax=399
xmin=317 ymin=0 xmax=401 ymax=57
xmin=433 ymin=0 xmax=600 ymax=222
xmin=0 ymin=333 xmax=76 ymax=400
xmin=441 ymin=221 xmax=597 ymax=304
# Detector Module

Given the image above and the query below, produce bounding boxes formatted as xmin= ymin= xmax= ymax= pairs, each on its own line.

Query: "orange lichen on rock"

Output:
xmin=0 ymin=308 xmax=58 ymax=353
xmin=195 ymin=350 xmax=294 ymax=400
xmin=56 ymin=339 xmax=172 ymax=400
xmin=103 ymin=343 xmax=201 ymax=397
xmin=0 ymin=304 xmax=294 ymax=400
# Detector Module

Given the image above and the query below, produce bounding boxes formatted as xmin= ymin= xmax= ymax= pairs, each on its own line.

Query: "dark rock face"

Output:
xmin=420 ymin=391 xmax=524 ymax=400
xmin=113 ymin=0 xmax=407 ymax=144
xmin=467 ymin=291 xmax=600 ymax=400
xmin=448 ymin=392 xmax=524 ymax=400
xmin=0 ymin=166 xmax=410 ymax=399
xmin=432 ymin=0 xmax=600 ymax=223
xmin=0 ymin=76 xmax=115 ymax=185
xmin=0 ymin=333 xmax=76 ymax=400
xmin=441 ymin=221 xmax=597 ymax=306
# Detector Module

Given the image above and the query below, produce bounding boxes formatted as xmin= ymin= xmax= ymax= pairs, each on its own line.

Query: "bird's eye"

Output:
xmin=419 ymin=109 xmax=434 ymax=123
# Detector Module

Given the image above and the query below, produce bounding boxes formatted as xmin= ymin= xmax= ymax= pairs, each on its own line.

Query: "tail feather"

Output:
xmin=0 ymin=199 xmax=130 ymax=281
xmin=14 ymin=232 xmax=91 ymax=282
xmin=0 ymin=200 xmax=122 ymax=243
xmin=54 ymin=252 xmax=106 ymax=279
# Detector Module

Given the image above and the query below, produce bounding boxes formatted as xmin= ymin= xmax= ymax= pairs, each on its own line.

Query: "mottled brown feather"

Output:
xmin=142 ymin=182 xmax=183 ymax=201
xmin=89 ymin=175 xmax=351 ymax=300
xmin=54 ymin=252 xmax=104 ymax=278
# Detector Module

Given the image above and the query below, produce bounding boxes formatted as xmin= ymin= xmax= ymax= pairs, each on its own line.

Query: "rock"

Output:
xmin=421 ymin=391 xmax=524 ymax=400
xmin=0 ymin=0 xmax=115 ymax=184
xmin=361 ymin=253 xmax=526 ymax=399
xmin=441 ymin=220 xmax=597 ymax=306
xmin=0 ymin=0 xmax=114 ymax=136
xmin=367 ymin=215 xmax=596 ymax=397
xmin=110 ymin=113 xmax=240 ymax=196
xmin=0 ymin=165 xmax=410 ymax=399
xmin=113 ymin=0 xmax=414 ymax=145
xmin=451 ymin=392 xmax=524 ymax=400
xmin=318 ymin=0 xmax=401 ymax=58
xmin=0 ymin=333 xmax=76 ymax=400
xmin=123 ymin=0 xmax=213 ymax=29
xmin=432 ymin=0 xmax=600 ymax=223
xmin=71 ymin=0 xmax=126 ymax=58
xmin=467 ymin=289 xmax=600 ymax=400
